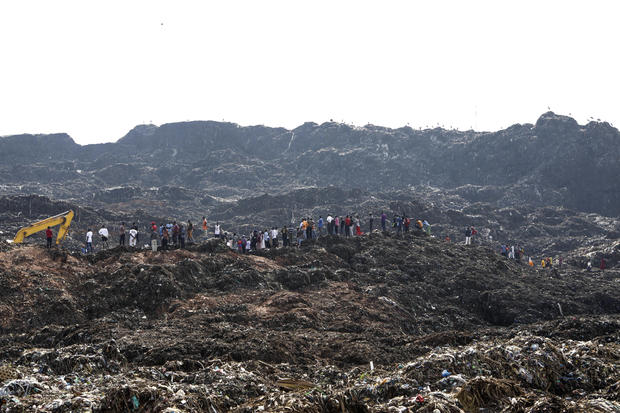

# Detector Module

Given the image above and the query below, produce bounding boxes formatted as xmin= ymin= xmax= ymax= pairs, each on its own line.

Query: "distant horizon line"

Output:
xmin=1 ymin=111 xmax=616 ymax=146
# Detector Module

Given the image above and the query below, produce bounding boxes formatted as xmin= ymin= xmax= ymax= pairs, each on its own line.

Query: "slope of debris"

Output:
xmin=1 ymin=112 xmax=620 ymax=217
xmin=0 ymin=233 xmax=618 ymax=412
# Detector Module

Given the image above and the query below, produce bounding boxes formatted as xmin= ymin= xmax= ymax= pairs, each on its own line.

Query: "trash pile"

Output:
xmin=1 ymin=329 xmax=618 ymax=412
xmin=0 ymin=234 xmax=619 ymax=412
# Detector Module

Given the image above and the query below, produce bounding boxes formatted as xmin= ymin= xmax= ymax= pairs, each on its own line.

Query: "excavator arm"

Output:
xmin=13 ymin=210 xmax=74 ymax=245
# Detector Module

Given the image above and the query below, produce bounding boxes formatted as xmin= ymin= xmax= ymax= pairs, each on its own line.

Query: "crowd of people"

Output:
xmin=36 ymin=211 xmax=609 ymax=272
xmin=499 ymin=243 xmax=558 ymax=269
xmin=76 ymin=212 xmax=435 ymax=254
xmin=224 ymin=213 xmax=438 ymax=253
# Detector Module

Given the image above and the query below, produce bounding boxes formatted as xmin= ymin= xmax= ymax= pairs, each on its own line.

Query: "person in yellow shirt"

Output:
xmin=541 ymin=259 xmax=546 ymax=268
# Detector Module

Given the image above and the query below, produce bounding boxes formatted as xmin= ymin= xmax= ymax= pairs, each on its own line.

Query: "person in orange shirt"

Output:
xmin=202 ymin=216 xmax=208 ymax=238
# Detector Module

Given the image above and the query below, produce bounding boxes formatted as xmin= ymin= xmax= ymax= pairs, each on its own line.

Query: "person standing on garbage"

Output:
xmin=334 ymin=216 xmax=340 ymax=235
xmin=119 ymin=222 xmax=126 ymax=246
xmin=132 ymin=223 xmax=140 ymax=245
xmin=178 ymin=223 xmax=186 ymax=249
xmin=464 ymin=227 xmax=472 ymax=245
xmin=263 ymin=229 xmax=270 ymax=248
xmin=306 ymin=219 xmax=314 ymax=240
xmin=171 ymin=222 xmax=179 ymax=246
xmin=161 ymin=226 xmax=169 ymax=250
xmin=299 ymin=218 xmax=307 ymax=239
xmin=98 ymin=225 xmax=109 ymax=249
xmin=423 ymin=220 xmax=431 ymax=235
xmin=355 ymin=216 xmax=363 ymax=236
xmin=129 ymin=226 xmax=138 ymax=247
xmin=281 ymin=226 xmax=289 ymax=247
xmin=381 ymin=211 xmax=387 ymax=231
xmin=369 ymin=213 xmax=374 ymax=232
xmin=271 ymin=227 xmax=279 ymax=247
xmin=150 ymin=228 xmax=158 ymax=252
xmin=45 ymin=226 xmax=53 ymax=248
xmin=85 ymin=229 xmax=93 ymax=253
xmin=187 ymin=220 xmax=194 ymax=243
xmin=344 ymin=216 xmax=351 ymax=237
xmin=600 ymin=258 xmax=606 ymax=271
xmin=259 ymin=230 xmax=266 ymax=249
xmin=296 ymin=227 xmax=304 ymax=247
xmin=202 ymin=216 xmax=208 ymax=238
xmin=214 ymin=222 xmax=221 ymax=238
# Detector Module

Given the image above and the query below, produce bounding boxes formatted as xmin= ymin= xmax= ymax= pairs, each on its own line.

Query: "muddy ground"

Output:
xmin=0 ymin=233 xmax=618 ymax=412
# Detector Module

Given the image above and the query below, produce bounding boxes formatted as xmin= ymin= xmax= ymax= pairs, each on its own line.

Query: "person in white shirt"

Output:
xmin=129 ymin=227 xmax=138 ymax=247
xmin=214 ymin=223 xmax=221 ymax=238
xmin=260 ymin=231 xmax=267 ymax=249
xmin=85 ymin=229 xmax=93 ymax=253
xmin=98 ymin=226 xmax=109 ymax=249
xmin=270 ymin=227 xmax=278 ymax=247
xmin=264 ymin=230 xmax=270 ymax=248
xmin=326 ymin=215 xmax=333 ymax=235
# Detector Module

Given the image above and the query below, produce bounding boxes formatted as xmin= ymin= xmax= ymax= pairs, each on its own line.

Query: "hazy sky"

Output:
xmin=1 ymin=1 xmax=618 ymax=144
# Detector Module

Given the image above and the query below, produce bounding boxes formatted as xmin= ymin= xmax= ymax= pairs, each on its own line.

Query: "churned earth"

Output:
xmin=0 ymin=232 xmax=618 ymax=412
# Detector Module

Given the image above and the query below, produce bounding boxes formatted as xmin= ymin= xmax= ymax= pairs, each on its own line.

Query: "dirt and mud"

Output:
xmin=0 ymin=232 xmax=618 ymax=412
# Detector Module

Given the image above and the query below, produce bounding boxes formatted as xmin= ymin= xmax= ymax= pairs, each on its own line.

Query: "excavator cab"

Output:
xmin=13 ymin=210 xmax=74 ymax=246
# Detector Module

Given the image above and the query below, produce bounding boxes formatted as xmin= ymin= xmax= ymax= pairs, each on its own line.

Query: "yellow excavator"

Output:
xmin=13 ymin=210 xmax=74 ymax=245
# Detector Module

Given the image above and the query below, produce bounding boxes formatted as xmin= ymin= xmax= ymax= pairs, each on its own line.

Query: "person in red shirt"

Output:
xmin=344 ymin=216 xmax=352 ymax=237
xmin=45 ymin=226 xmax=53 ymax=248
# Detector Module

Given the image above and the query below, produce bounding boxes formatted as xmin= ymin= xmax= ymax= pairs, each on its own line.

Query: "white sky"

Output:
xmin=1 ymin=1 xmax=619 ymax=144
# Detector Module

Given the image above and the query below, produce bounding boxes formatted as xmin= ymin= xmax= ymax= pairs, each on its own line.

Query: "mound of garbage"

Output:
xmin=2 ymin=112 xmax=620 ymax=218
xmin=0 ymin=232 xmax=618 ymax=411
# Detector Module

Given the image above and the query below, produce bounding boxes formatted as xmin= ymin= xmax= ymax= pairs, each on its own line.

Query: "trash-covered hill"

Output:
xmin=1 ymin=112 xmax=619 ymax=217
xmin=0 ymin=233 xmax=618 ymax=411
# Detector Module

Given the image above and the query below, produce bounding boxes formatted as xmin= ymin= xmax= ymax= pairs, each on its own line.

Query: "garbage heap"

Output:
xmin=0 ymin=234 xmax=618 ymax=412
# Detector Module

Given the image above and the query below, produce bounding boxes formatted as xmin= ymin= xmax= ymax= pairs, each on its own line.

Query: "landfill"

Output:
xmin=0 ymin=233 xmax=619 ymax=412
